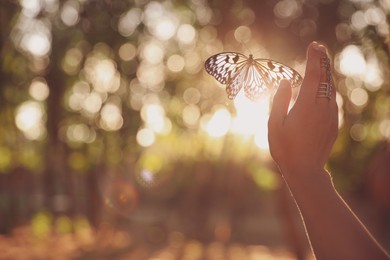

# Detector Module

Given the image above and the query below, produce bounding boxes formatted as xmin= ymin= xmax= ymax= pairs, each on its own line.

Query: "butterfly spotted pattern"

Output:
xmin=205 ymin=52 xmax=303 ymax=101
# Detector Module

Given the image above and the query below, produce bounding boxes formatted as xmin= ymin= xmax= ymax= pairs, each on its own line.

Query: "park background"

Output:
xmin=0 ymin=0 xmax=390 ymax=259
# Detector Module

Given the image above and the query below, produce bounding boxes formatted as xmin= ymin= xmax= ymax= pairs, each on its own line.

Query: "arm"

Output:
xmin=268 ymin=41 xmax=390 ymax=260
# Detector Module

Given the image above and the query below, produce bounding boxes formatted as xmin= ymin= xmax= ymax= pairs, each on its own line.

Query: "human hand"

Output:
xmin=268 ymin=42 xmax=338 ymax=178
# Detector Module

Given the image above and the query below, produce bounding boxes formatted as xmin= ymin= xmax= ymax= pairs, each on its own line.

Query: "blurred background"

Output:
xmin=0 ymin=0 xmax=390 ymax=259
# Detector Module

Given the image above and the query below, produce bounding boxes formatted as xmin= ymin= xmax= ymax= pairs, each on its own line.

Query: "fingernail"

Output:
xmin=311 ymin=41 xmax=325 ymax=53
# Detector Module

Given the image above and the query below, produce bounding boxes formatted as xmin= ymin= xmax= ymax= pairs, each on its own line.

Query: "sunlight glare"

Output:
xmin=254 ymin=131 xmax=269 ymax=150
xmin=230 ymin=92 xmax=271 ymax=150
xmin=205 ymin=107 xmax=231 ymax=138
xmin=231 ymin=93 xmax=270 ymax=135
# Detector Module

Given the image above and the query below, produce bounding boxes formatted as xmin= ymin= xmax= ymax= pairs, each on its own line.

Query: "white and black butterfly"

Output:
xmin=205 ymin=52 xmax=303 ymax=101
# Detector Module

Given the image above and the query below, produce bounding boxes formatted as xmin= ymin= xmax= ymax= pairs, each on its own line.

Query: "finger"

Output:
xmin=316 ymin=50 xmax=332 ymax=105
xmin=269 ymin=80 xmax=292 ymax=131
xmin=329 ymin=57 xmax=337 ymax=102
xmin=298 ymin=42 xmax=326 ymax=103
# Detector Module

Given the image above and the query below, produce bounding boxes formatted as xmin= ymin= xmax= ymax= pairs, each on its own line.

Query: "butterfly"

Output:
xmin=205 ymin=52 xmax=303 ymax=101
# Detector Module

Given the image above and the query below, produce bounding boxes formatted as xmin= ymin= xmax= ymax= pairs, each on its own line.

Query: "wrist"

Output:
xmin=277 ymin=161 xmax=325 ymax=179
xmin=277 ymin=164 xmax=334 ymax=195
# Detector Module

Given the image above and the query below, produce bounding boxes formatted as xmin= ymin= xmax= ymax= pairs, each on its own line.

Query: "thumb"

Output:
xmin=268 ymin=80 xmax=292 ymax=131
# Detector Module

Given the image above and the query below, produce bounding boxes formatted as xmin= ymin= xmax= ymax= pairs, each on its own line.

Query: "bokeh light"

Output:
xmin=60 ymin=1 xmax=80 ymax=26
xmin=15 ymin=101 xmax=46 ymax=140
xmin=137 ymin=128 xmax=156 ymax=147
xmin=118 ymin=8 xmax=143 ymax=37
xmin=167 ymin=54 xmax=185 ymax=73
xmin=144 ymin=2 xmax=178 ymax=41
xmin=141 ymin=103 xmax=171 ymax=134
xmin=29 ymin=78 xmax=49 ymax=101
xmin=274 ymin=0 xmax=301 ymax=20
xmin=234 ymin=26 xmax=252 ymax=43
xmin=82 ymin=92 xmax=102 ymax=115
xmin=21 ymin=32 xmax=51 ymax=57
xmin=119 ymin=43 xmax=137 ymax=62
xmin=104 ymin=180 xmax=138 ymax=216
xmin=350 ymin=123 xmax=367 ymax=142
xmin=100 ymin=102 xmax=123 ymax=131
xmin=182 ymin=104 xmax=201 ymax=128
xmin=66 ymin=123 xmax=96 ymax=143
xmin=86 ymin=59 xmax=120 ymax=93
xmin=350 ymin=87 xmax=369 ymax=108
xmin=177 ymin=24 xmax=197 ymax=45
xmin=379 ymin=119 xmax=390 ymax=140
xmin=20 ymin=0 xmax=41 ymax=17
xmin=142 ymin=41 xmax=165 ymax=65
xmin=337 ymin=45 xmax=366 ymax=77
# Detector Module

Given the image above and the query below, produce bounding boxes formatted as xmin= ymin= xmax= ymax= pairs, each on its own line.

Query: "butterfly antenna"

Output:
xmin=241 ymin=42 xmax=263 ymax=58
xmin=252 ymin=49 xmax=263 ymax=57
xmin=241 ymin=42 xmax=253 ymax=56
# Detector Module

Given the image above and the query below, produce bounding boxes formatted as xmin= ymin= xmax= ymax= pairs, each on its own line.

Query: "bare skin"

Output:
xmin=268 ymin=41 xmax=390 ymax=260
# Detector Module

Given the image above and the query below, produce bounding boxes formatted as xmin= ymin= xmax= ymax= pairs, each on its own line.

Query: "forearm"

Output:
xmin=281 ymin=167 xmax=390 ymax=260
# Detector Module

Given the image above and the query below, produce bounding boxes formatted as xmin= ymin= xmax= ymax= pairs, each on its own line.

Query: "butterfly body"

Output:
xmin=205 ymin=52 xmax=302 ymax=101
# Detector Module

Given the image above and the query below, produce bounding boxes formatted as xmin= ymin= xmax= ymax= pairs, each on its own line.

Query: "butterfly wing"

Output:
xmin=226 ymin=62 xmax=264 ymax=100
xmin=241 ymin=63 xmax=269 ymax=101
xmin=225 ymin=62 xmax=251 ymax=99
xmin=255 ymin=59 xmax=302 ymax=88
xmin=241 ymin=59 xmax=302 ymax=101
xmin=205 ymin=52 xmax=252 ymax=99
xmin=205 ymin=53 xmax=303 ymax=101
xmin=204 ymin=52 xmax=249 ymax=84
